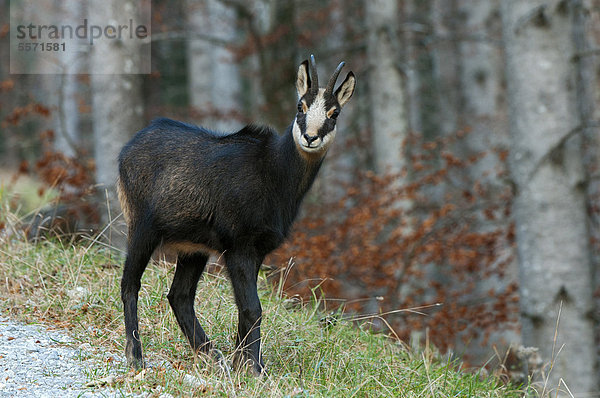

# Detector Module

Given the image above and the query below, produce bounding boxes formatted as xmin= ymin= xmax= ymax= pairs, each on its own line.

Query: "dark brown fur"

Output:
xmin=117 ymin=59 xmax=355 ymax=374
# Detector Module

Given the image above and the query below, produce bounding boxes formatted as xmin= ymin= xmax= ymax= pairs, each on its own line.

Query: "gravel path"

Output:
xmin=0 ymin=317 xmax=120 ymax=397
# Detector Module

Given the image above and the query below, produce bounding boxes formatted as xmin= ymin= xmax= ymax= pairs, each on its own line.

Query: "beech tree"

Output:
xmin=90 ymin=0 xmax=144 ymax=245
xmin=365 ymin=0 xmax=409 ymax=174
xmin=502 ymin=0 xmax=597 ymax=393
xmin=186 ymin=0 xmax=242 ymax=132
xmin=54 ymin=0 xmax=84 ymax=158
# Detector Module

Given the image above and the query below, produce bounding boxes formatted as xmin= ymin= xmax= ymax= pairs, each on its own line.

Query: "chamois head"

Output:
xmin=293 ymin=55 xmax=356 ymax=155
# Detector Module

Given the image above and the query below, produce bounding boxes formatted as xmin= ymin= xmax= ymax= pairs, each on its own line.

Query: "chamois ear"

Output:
xmin=296 ymin=60 xmax=310 ymax=98
xmin=335 ymin=72 xmax=356 ymax=108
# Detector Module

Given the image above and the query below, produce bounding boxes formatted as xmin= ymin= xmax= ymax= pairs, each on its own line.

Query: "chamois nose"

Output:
xmin=303 ymin=133 xmax=319 ymax=145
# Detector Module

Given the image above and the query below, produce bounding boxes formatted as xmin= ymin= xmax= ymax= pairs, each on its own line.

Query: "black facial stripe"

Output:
xmin=325 ymin=96 xmax=339 ymax=111
xmin=296 ymin=112 xmax=307 ymax=133
xmin=318 ymin=118 xmax=336 ymax=137
xmin=301 ymin=92 xmax=317 ymax=107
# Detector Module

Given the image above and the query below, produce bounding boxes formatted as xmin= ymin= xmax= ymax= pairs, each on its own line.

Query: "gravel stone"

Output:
xmin=0 ymin=317 xmax=123 ymax=397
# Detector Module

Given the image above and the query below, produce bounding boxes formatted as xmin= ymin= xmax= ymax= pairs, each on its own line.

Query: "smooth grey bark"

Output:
xmin=54 ymin=0 xmax=85 ymax=158
xmin=502 ymin=1 xmax=597 ymax=394
xmin=365 ymin=0 xmax=409 ymax=174
xmin=186 ymin=0 xmax=242 ymax=132
xmin=186 ymin=1 xmax=213 ymax=120
xmin=90 ymin=0 xmax=144 ymax=246
xmin=403 ymin=0 xmax=423 ymax=137
xmin=457 ymin=0 xmax=506 ymax=158
xmin=454 ymin=0 xmax=519 ymax=364
xmin=431 ymin=0 xmax=460 ymax=137
xmin=572 ymin=0 xmax=600 ymax=297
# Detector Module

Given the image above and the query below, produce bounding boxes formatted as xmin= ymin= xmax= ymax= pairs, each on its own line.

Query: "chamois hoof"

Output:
xmin=232 ymin=352 xmax=266 ymax=377
xmin=210 ymin=348 xmax=225 ymax=362
xmin=126 ymin=357 xmax=145 ymax=371
xmin=195 ymin=347 xmax=227 ymax=370
xmin=125 ymin=341 xmax=145 ymax=370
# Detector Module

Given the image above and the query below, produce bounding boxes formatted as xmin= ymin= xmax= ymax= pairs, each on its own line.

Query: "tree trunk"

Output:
xmin=502 ymin=0 xmax=597 ymax=393
xmin=365 ymin=0 xmax=409 ymax=174
xmin=403 ymin=0 xmax=423 ymax=136
xmin=257 ymin=0 xmax=298 ymax=130
xmin=457 ymin=0 xmax=506 ymax=159
xmin=454 ymin=0 xmax=519 ymax=365
xmin=186 ymin=0 xmax=242 ymax=132
xmin=431 ymin=0 xmax=460 ymax=137
xmin=54 ymin=0 xmax=85 ymax=158
xmin=572 ymin=0 xmax=600 ymax=306
xmin=90 ymin=0 xmax=144 ymax=247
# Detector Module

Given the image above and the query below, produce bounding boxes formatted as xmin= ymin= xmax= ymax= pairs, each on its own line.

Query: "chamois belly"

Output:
xmin=161 ymin=241 xmax=220 ymax=256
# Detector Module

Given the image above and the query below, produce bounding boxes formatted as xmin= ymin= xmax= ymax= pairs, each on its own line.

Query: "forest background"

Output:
xmin=1 ymin=0 xmax=600 ymax=394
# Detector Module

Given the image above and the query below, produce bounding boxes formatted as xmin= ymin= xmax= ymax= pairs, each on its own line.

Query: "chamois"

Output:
xmin=117 ymin=56 xmax=356 ymax=375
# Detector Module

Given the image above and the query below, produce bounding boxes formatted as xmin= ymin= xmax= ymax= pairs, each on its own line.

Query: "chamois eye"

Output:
xmin=297 ymin=102 xmax=304 ymax=113
xmin=328 ymin=108 xmax=340 ymax=120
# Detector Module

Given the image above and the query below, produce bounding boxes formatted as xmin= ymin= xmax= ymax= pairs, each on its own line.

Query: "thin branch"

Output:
xmin=572 ymin=47 xmax=600 ymax=61
xmin=422 ymin=33 xmax=503 ymax=47
xmin=348 ymin=303 xmax=443 ymax=321
xmin=513 ymin=4 xmax=549 ymax=35
xmin=56 ymin=74 xmax=80 ymax=156
xmin=142 ymin=31 xmax=232 ymax=47
xmin=217 ymin=0 xmax=267 ymax=82
xmin=526 ymin=121 xmax=600 ymax=182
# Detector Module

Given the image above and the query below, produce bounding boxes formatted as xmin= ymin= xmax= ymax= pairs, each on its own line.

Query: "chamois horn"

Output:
xmin=309 ymin=54 xmax=319 ymax=92
xmin=325 ymin=61 xmax=345 ymax=95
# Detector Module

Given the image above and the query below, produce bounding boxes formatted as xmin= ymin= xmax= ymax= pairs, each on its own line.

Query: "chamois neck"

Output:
xmin=279 ymin=124 xmax=325 ymax=200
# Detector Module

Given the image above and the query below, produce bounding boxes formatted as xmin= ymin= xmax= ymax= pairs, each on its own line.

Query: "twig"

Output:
xmin=141 ymin=31 xmax=232 ymax=47
xmin=541 ymin=301 xmax=564 ymax=397
xmin=526 ymin=121 xmax=600 ymax=183
xmin=572 ymin=47 xmax=600 ymax=60
xmin=347 ymin=302 xmax=443 ymax=323
xmin=513 ymin=5 xmax=549 ymax=35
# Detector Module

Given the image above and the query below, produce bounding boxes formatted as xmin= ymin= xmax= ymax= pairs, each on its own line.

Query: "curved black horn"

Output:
xmin=325 ymin=61 xmax=345 ymax=94
xmin=309 ymin=54 xmax=319 ymax=92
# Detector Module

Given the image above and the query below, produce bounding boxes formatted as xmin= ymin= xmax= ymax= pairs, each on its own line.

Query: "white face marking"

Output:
xmin=293 ymin=88 xmax=336 ymax=154
xmin=293 ymin=121 xmax=336 ymax=154
xmin=306 ymin=89 xmax=327 ymax=137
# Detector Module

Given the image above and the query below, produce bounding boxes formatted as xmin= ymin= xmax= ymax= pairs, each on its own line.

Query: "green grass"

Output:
xmin=0 ymin=172 xmax=59 ymax=216
xmin=0 ymin=214 xmax=525 ymax=396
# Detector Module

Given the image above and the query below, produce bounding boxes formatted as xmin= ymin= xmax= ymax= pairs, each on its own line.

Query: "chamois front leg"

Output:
xmin=225 ymin=251 xmax=265 ymax=376
xmin=121 ymin=224 xmax=158 ymax=370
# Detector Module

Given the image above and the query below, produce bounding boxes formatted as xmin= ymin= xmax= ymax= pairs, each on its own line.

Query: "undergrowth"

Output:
xmin=0 ymin=226 xmax=527 ymax=397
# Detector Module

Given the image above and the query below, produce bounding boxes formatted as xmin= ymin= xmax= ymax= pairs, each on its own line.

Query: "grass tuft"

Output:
xmin=0 ymin=224 xmax=524 ymax=397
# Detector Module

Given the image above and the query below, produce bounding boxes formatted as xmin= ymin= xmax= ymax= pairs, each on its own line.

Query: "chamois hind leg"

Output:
xmin=121 ymin=223 xmax=159 ymax=370
xmin=167 ymin=253 xmax=213 ymax=356
xmin=225 ymin=251 xmax=265 ymax=375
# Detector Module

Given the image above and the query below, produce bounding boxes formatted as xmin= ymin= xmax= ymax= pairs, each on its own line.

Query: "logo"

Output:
xmin=10 ymin=0 xmax=151 ymax=74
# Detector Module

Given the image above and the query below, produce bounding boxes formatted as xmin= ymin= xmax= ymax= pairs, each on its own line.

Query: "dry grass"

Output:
xmin=0 ymin=198 xmax=525 ymax=397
